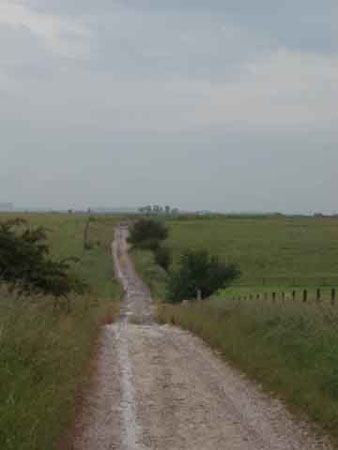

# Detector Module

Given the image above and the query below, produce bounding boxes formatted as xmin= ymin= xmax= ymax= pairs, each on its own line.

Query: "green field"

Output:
xmin=0 ymin=214 xmax=121 ymax=450
xmin=164 ymin=216 xmax=338 ymax=299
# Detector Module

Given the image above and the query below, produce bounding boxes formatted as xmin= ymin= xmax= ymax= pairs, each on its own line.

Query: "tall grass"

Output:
xmin=158 ymin=298 xmax=338 ymax=442
xmin=0 ymin=214 xmax=121 ymax=450
xmin=131 ymin=248 xmax=168 ymax=300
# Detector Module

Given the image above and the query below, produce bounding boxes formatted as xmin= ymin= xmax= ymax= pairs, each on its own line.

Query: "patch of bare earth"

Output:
xmin=72 ymin=226 xmax=333 ymax=450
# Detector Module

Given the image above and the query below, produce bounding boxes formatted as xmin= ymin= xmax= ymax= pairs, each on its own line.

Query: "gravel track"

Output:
xmin=72 ymin=225 xmax=333 ymax=450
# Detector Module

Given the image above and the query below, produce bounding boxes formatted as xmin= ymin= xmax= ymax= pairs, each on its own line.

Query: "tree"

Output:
xmin=0 ymin=219 xmax=86 ymax=305
xmin=166 ymin=249 xmax=240 ymax=302
xmin=128 ymin=219 xmax=168 ymax=249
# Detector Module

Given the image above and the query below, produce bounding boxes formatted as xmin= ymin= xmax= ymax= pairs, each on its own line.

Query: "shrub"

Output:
xmin=136 ymin=238 xmax=162 ymax=251
xmin=128 ymin=219 xmax=168 ymax=249
xmin=154 ymin=246 xmax=172 ymax=271
xmin=167 ymin=249 xmax=240 ymax=302
xmin=0 ymin=219 xmax=86 ymax=303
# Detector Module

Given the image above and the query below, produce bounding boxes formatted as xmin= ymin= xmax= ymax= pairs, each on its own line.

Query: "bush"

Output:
xmin=136 ymin=238 xmax=162 ymax=251
xmin=167 ymin=249 xmax=240 ymax=302
xmin=128 ymin=219 xmax=168 ymax=249
xmin=154 ymin=246 xmax=172 ymax=271
xmin=0 ymin=219 xmax=86 ymax=302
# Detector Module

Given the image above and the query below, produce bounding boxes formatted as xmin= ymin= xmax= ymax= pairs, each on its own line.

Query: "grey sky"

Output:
xmin=1 ymin=0 xmax=337 ymax=213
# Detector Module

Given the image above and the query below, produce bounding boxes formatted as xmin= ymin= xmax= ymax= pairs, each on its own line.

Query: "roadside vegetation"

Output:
xmin=0 ymin=214 xmax=121 ymax=450
xmin=132 ymin=249 xmax=168 ymax=300
xmin=131 ymin=214 xmax=338 ymax=443
xmin=167 ymin=249 xmax=239 ymax=302
xmin=129 ymin=218 xmax=239 ymax=301
xmin=158 ymin=298 xmax=338 ymax=442
xmin=128 ymin=218 xmax=171 ymax=271
xmin=0 ymin=219 xmax=86 ymax=307
xmin=128 ymin=219 xmax=170 ymax=300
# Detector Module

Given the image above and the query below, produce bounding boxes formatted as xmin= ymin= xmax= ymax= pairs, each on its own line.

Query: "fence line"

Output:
xmin=233 ymin=287 xmax=336 ymax=305
xmin=233 ymin=277 xmax=338 ymax=288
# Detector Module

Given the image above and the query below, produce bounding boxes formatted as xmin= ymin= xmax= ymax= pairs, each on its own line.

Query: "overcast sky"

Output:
xmin=1 ymin=0 xmax=337 ymax=213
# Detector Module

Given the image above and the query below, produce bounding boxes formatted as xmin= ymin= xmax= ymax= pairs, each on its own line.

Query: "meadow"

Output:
xmin=165 ymin=215 xmax=338 ymax=299
xmin=0 ymin=214 xmax=121 ymax=450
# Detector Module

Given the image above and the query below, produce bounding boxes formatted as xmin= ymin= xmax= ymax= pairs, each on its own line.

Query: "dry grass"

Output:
xmin=0 ymin=214 xmax=121 ymax=450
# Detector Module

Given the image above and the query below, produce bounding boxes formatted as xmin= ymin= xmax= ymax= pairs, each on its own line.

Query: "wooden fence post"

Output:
xmin=303 ymin=289 xmax=307 ymax=303
xmin=331 ymin=288 xmax=336 ymax=306
xmin=316 ymin=288 xmax=321 ymax=303
xmin=292 ymin=290 xmax=296 ymax=301
xmin=272 ymin=292 xmax=276 ymax=302
xmin=84 ymin=219 xmax=90 ymax=250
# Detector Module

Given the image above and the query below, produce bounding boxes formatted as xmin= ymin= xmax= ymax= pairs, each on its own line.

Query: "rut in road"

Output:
xmin=72 ymin=225 xmax=333 ymax=450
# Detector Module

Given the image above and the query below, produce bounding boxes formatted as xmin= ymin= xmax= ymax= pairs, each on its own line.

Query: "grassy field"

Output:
xmin=0 ymin=214 xmax=121 ymax=450
xmin=165 ymin=215 xmax=338 ymax=299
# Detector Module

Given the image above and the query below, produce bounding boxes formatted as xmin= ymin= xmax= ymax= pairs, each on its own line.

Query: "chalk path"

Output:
xmin=72 ymin=226 xmax=333 ymax=450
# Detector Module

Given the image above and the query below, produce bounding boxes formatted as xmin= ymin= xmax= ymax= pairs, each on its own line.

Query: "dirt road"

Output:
xmin=73 ymin=226 xmax=333 ymax=450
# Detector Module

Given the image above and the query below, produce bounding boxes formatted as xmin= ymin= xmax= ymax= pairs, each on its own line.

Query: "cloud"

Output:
xmin=187 ymin=49 xmax=338 ymax=127
xmin=0 ymin=0 xmax=337 ymax=212
xmin=0 ymin=2 xmax=336 ymax=133
xmin=29 ymin=0 xmax=337 ymax=54
xmin=0 ymin=0 xmax=90 ymax=58
xmin=87 ymin=10 xmax=270 ymax=82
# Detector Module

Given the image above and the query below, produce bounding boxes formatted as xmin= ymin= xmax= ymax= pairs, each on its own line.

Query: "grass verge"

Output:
xmin=158 ymin=298 xmax=338 ymax=443
xmin=131 ymin=248 xmax=168 ymax=301
xmin=0 ymin=214 xmax=121 ymax=450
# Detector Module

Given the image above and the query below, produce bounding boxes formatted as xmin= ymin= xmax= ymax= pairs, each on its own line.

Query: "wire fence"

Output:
xmin=233 ymin=287 xmax=337 ymax=305
xmin=234 ymin=276 xmax=338 ymax=287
